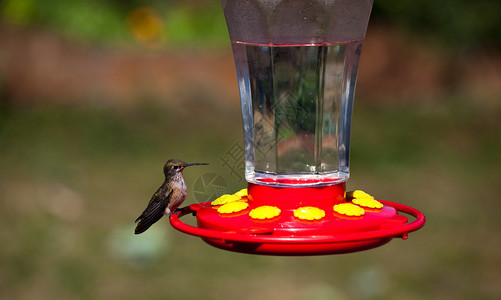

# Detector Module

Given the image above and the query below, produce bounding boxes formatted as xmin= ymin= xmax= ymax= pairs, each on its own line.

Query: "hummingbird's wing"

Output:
xmin=134 ymin=185 xmax=173 ymax=234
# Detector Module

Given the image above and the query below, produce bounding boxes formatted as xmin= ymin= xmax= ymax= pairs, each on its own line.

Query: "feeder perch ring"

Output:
xmin=170 ymin=200 xmax=425 ymax=255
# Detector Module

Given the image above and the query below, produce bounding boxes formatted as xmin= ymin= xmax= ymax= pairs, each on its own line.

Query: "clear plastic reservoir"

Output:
xmin=223 ymin=0 xmax=374 ymax=186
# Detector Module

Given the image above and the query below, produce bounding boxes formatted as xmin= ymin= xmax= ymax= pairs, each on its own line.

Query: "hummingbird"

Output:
xmin=134 ymin=159 xmax=208 ymax=234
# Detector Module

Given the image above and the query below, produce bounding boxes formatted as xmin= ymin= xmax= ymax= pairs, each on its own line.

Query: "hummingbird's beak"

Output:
xmin=185 ymin=162 xmax=209 ymax=167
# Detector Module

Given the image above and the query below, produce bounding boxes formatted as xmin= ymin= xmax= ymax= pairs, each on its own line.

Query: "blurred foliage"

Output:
xmin=0 ymin=0 xmax=131 ymax=44
xmin=372 ymin=0 xmax=501 ymax=47
xmin=1 ymin=0 xmax=500 ymax=48
xmin=0 ymin=0 xmax=228 ymax=47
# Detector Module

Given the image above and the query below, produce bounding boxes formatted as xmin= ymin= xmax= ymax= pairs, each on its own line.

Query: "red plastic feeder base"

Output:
xmin=170 ymin=182 xmax=425 ymax=256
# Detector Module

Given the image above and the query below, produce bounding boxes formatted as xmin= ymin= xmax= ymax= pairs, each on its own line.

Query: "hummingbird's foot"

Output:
xmin=174 ymin=206 xmax=195 ymax=216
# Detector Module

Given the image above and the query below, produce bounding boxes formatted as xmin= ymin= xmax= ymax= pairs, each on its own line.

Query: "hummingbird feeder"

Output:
xmin=169 ymin=0 xmax=425 ymax=255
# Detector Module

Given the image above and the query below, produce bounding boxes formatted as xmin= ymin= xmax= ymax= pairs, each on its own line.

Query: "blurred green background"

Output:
xmin=0 ymin=0 xmax=500 ymax=299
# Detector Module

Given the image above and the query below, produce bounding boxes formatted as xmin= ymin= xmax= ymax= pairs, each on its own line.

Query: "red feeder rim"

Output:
xmin=170 ymin=183 xmax=426 ymax=256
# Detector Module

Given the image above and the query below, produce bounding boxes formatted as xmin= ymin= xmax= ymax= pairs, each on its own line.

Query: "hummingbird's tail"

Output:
xmin=134 ymin=208 xmax=164 ymax=234
xmin=134 ymin=216 xmax=160 ymax=234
